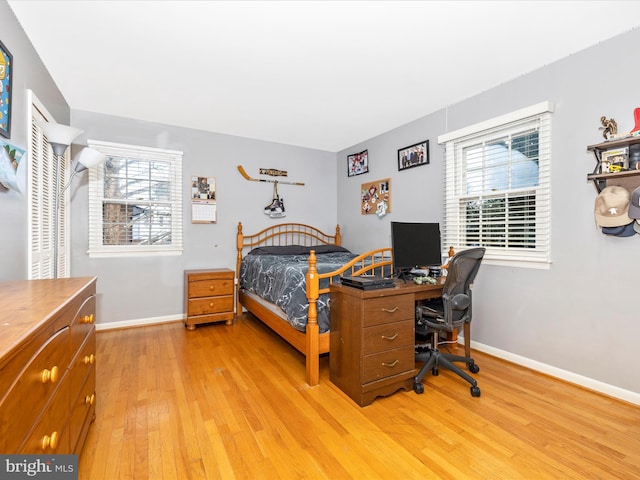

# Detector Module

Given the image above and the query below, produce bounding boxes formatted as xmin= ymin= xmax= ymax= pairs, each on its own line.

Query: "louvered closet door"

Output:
xmin=28 ymin=93 xmax=70 ymax=279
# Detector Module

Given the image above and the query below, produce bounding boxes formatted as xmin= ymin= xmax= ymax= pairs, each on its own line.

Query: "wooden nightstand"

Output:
xmin=184 ymin=269 xmax=235 ymax=330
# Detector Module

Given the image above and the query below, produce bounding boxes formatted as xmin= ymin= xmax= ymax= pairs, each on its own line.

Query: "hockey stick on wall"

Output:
xmin=237 ymin=165 xmax=305 ymax=186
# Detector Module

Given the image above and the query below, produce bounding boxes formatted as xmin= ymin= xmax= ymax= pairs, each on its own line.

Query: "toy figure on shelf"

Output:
xmin=630 ymin=108 xmax=640 ymax=135
xmin=599 ymin=116 xmax=618 ymax=140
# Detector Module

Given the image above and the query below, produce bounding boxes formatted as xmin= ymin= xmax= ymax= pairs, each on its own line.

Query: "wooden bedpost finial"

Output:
xmin=335 ymin=225 xmax=341 ymax=246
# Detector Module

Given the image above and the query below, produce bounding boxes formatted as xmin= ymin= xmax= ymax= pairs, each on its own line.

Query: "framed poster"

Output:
xmin=398 ymin=140 xmax=429 ymax=171
xmin=347 ymin=149 xmax=368 ymax=177
xmin=191 ymin=175 xmax=217 ymax=223
xmin=0 ymin=40 xmax=13 ymax=139
xmin=361 ymin=178 xmax=391 ymax=217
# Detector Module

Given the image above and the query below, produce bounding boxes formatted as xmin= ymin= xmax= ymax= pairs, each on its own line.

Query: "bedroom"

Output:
xmin=1 ymin=0 xmax=640 ymax=476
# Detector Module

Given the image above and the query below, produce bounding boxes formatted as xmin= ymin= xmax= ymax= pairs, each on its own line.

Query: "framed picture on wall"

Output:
xmin=347 ymin=149 xmax=369 ymax=177
xmin=398 ymin=140 xmax=429 ymax=171
xmin=0 ymin=40 xmax=13 ymax=139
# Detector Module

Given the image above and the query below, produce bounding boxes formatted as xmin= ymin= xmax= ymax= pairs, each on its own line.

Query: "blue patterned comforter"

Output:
xmin=239 ymin=247 xmax=357 ymax=333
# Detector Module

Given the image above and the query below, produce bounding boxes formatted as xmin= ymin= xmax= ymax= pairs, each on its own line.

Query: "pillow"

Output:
xmin=247 ymin=244 xmax=351 ymax=255
xmin=309 ymin=244 xmax=351 ymax=254
xmin=247 ymin=245 xmax=310 ymax=256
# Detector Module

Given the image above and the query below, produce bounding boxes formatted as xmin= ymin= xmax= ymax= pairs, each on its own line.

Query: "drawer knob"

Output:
xmin=82 ymin=314 xmax=95 ymax=324
xmin=41 ymin=365 xmax=59 ymax=384
xmin=41 ymin=431 xmax=59 ymax=450
xmin=84 ymin=393 xmax=96 ymax=405
xmin=83 ymin=354 xmax=96 ymax=365
xmin=381 ymin=360 xmax=399 ymax=368
xmin=381 ymin=333 xmax=399 ymax=341
xmin=209 ymin=285 xmax=214 ymax=290
xmin=209 ymin=302 xmax=214 ymax=307
xmin=382 ymin=307 xmax=399 ymax=313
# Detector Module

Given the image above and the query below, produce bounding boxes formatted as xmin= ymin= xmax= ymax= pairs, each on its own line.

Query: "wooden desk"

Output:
xmin=329 ymin=279 xmax=444 ymax=406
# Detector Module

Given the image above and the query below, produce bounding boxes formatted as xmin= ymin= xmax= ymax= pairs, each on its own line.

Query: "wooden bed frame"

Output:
xmin=236 ymin=222 xmax=391 ymax=386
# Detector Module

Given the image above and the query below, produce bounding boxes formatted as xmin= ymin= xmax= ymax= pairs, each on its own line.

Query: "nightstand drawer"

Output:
xmin=363 ymin=319 xmax=414 ymax=354
xmin=188 ymin=295 xmax=234 ymax=315
xmin=189 ymin=277 xmax=234 ymax=298
xmin=362 ymin=346 xmax=415 ymax=383
xmin=363 ymin=294 xmax=414 ymax=326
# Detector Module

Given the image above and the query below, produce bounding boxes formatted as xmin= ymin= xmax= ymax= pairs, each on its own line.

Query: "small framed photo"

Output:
xmin=398 ymin=140 xmax=429 ymax=171
xmin=347 ymin=149 xmax=369 ymax=177
xmin=601 ymin=147 xmax=629 ymax=172
xmin=0 ymin=40 xmax=13 ymax=139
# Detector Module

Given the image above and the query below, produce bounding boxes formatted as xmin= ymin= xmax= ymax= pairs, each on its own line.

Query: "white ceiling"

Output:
xmin=8 ymin=1 xmax=640 ymax=152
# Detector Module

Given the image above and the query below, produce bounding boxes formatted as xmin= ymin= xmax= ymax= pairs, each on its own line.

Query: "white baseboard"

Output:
xmin=95 ymin=314 xmax=183 ymax=331
xmin=460 ymin=336 xmax=640 ymax=406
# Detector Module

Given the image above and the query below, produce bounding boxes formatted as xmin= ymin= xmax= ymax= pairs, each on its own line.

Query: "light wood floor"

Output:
xmin=78 ymin=314 xmax=640 ymax=479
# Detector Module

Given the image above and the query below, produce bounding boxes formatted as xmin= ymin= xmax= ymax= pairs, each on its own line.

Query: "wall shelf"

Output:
xmin=587 ymin=135 xmax=640 ymax=193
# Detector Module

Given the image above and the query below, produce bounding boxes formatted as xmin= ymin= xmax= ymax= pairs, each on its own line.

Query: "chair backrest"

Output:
xmin=442 ymin=247 xmax=485 ymax=325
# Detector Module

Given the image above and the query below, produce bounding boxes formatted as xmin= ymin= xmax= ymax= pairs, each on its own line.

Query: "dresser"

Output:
xmin=0 ymin=277 xmax=97 ymax=454
xmin=184 ymin=269 xmax=235 ymax=330
xmin=329 ymin=280 xmax=443 ymax=406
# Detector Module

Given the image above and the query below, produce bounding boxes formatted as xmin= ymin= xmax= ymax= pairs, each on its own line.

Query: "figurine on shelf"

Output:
xmin=630 ymin=108 xmax=640 ymax=135
xmin=599 ymin=116 xmax=618 ymax=140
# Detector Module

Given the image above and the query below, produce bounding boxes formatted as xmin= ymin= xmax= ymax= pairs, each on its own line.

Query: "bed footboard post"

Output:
xmin=236 ymin=222 xmax=244 ymax=317
xmin=305 ymin=250 xmax=320 ymax=386
xmin=335 ymin=225 xmax=341 ymax=246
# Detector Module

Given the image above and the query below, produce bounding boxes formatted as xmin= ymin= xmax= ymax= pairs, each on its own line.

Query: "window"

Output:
xmin=438 ymin=102 xmax=552 ymax=268
xmin=87 ymin=140 xmax=183 ymax=257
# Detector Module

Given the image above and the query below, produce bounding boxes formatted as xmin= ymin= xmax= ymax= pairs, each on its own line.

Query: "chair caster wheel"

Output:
xmin=469 ymin=363 xmax=480 ymax=374
xmin=471 ymin=386 xmax=481 ymax=397
xmin=414 ymin=382 xmax=425 ymax=394
xmin=432 ymin=368 xmax=439 ymax=376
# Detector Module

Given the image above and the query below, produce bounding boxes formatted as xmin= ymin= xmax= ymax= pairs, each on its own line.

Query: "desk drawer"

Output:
xmin=362 ymin=346 xmax=415 ymax=383
xmin=363 ymin=295 xmax=414 ymax=327
xmin=363 ymin=319 xmax=414 ymax=354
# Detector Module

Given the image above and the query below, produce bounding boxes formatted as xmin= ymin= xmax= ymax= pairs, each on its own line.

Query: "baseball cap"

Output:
xmin=594 ymin=186 xmax=632 ymax=227
xmin=635 ymin=220 xmax=640 ymax=234
xmin=628 ymin=186 xmax=640 ymax=218
xmin=602 ymin=222 xmax=637 ymax=237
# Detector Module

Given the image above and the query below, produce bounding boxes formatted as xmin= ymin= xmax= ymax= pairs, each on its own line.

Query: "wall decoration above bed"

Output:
xmin=347 ymin=149 xmax=368 ymax=177
xmin=361 ymin=177 xmax=391 ymax=216
xmin=237 ymin=165 xmax=304 ymax=218
xmin=398 ymin=140 xmax=429 ymax=171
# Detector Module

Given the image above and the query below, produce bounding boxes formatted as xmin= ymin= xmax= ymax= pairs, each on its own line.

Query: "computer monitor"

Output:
xmin=390 ymin=222 xmax=442 ymax=277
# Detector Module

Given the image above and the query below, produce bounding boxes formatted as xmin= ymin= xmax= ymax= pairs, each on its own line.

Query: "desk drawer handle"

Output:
xmin=382 ymin=307 xmax=399 ymax=313
xmin=83 ymin=354 xmax=95 ymax=365
xmin=81 ymin=314 xmax=95 ymax=324
xmin=381 ymin=360 xmax=399 ymax=368
xmin=381 ymin=333 xmax=399 ymax=340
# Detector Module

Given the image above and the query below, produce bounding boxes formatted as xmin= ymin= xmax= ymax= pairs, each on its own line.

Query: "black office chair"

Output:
xmin=414 ymin=247 xmax=485 ymax=397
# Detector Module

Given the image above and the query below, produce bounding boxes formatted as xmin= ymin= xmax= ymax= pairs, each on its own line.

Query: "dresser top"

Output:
xmin=0 ymin=277 xmax=97 ymax=361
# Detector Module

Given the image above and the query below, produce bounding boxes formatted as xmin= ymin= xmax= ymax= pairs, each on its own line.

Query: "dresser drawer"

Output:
xmin=189 ymin=277 xmax=234 ymax=298
xmin=70 ymin=294 xmax=97 ymax=356
xmin=188 ymin=295 xmax=234 ymax=316
xmin=69 ymin=366 xmax=96 ymax=453
xmin=362 ymin=346 xmax=415 ymax=383
xmin=70 ymin=329 xmax=96 ymax=400
xmin=18 ymin=373 xmax=71 ymax=454
xmin=363 ymin=319 xmax=414 ymax=354
xmin=0 ymin=327 xmax=70 ymax=452
xmin=362 ymin=295 xmax=414 ymax=326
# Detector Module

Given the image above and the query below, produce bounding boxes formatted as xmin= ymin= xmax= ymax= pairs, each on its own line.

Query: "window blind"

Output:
xmin=440 ymin=102 xmax=552 ymax=266
xmin=87 ymin=140 xmax=183 ymax=257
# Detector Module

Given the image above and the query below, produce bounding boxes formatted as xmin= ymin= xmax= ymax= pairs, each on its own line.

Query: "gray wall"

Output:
xmin=337 ymin=28 xmax=640 ymax=397
xmin=0 ymin=1 xmax=70 ymax=282
xmin=69 ymin=110 xmax=337 ymax=327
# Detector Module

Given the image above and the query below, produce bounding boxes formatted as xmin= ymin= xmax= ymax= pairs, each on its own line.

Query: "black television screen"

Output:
xmin=391 ymin=222 xmax=442 ymax=274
